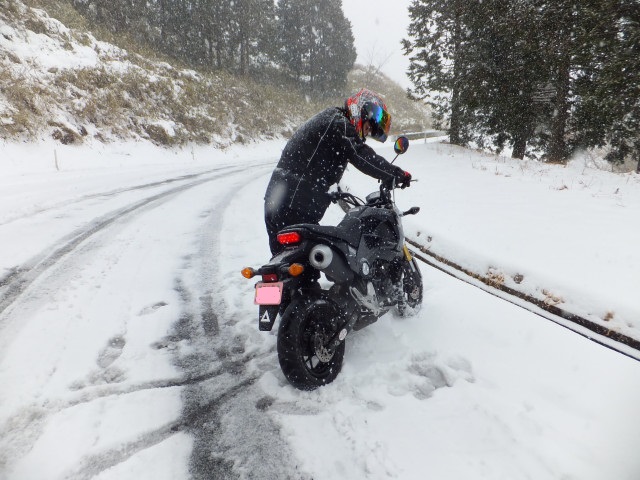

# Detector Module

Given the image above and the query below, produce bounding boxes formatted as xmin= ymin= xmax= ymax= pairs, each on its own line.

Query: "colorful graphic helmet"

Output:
xmin=345 ymin=88 xmax=392 ymax=142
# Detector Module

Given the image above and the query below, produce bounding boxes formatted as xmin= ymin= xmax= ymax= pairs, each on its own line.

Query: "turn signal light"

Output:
xmin=277 ymin=231 xmax=302 ymax=245
xmin=241 ymin=267 xmax=255 ymax=279
xmin=288 ymin=263 xmax=304 ymax=276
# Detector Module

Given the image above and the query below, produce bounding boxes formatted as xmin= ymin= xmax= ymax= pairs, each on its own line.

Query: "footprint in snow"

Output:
xmin=69 ymin=336 xmax=128 ymax=390
xmin=96 ymin=335 xmax=126 ymax=369
xmin=388 ymin=352 xmax=474 ymax=400
xmin=138 ymin=301 xmax=169 ymax=316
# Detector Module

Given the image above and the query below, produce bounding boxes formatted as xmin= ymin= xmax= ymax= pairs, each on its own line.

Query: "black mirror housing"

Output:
xmin=394 ymin=136 xmax=410 ymax=155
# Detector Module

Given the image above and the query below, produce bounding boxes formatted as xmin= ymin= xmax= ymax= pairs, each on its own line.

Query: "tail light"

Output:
xmin=277 ymin=231 xmax=302 ymax=246
xmin=262 ymin=273 xmax=279 ymax=282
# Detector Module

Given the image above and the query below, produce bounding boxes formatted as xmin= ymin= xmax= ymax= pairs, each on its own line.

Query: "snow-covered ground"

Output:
xmin=0 ymin=138 xmax=639 ymax=480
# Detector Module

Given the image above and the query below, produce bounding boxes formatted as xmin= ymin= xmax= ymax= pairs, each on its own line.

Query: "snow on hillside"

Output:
xmin=0 ymin=2 xmax=143 ymax=140
xmin=0 ymin=1 xmax=312 ymax=145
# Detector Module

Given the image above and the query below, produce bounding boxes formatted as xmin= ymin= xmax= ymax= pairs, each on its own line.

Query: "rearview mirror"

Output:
xmin=394 ymin=136 xmax=410 ymax=155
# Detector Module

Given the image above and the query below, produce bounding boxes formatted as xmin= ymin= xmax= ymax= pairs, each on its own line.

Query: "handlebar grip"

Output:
xmin=402 ymin=206 xmax=420 ymax=216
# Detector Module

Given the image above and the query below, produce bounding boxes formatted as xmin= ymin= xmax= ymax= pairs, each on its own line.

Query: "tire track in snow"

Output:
xmin=0 ymin=160 xmax=277 ymax=322
xmin=0 ymin=346 xmax=276 ymax=477
xmin=164 ymin=170 xmax=305 ymax=480
xmin=0 ymin=163 xmax=273 ymax=228
xmin=0 ymin=166 xmax=267 ymax=472
xmin=63 ymin=377 xmax=258 ymax=480
xmin=0 ymin=161 xmax=296 ymax=480
xmin=0 ymin=166 xmax=249 ymax=331
xmin=44 ymin=165 xmax=298 ymax=479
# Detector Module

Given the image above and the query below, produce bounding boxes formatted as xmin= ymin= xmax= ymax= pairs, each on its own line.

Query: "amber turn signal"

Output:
xmin=288 ymin=263 xmax=304 ymax=276
xmin=241 ymin=267 xmax=256 ymax=279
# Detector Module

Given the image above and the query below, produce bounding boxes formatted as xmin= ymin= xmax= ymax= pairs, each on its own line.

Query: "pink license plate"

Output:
xmin=254 ymin=282 xmax=283 ymax=305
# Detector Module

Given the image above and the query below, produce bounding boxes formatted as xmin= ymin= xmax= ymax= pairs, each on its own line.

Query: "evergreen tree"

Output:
xmin=404 ymin=0 xmax=638 ymax=164
xmin=230 ymin=0 xmax=277 ymax=75
xmin=466 ymin=0 xmax=547 ymax=158
xmin=276 ymin=0 xmax=308 ymax=82
xmin=402 ymin=0 xmax=474 ymax=145
xmin=307 ymin=0 xmax=356 ymax=94
xmin=573 ymin=0 xmax=640 ymax=168
xmin=277 ymin=0 xmax=355 ymax=94
xmin=404 ymin=0 xmax=552 ymax=156
xmin=206 ymin=0 xmax=234 ymax=69
xmin=534 ymin=0 xmax=578 ymax=162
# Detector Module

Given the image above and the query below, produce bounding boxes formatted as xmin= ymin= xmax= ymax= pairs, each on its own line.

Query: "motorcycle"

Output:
xmin=241 ymin=136 xmax=422 ymax=390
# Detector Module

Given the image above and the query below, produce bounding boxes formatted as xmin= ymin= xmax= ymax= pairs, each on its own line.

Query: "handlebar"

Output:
xmin=328 ymin=190 xmax=364 ymax=207
xmin=383 ymin=177 xmax=417 ymax=191
xmin=331 ymin=177 xmax=417 ymax=209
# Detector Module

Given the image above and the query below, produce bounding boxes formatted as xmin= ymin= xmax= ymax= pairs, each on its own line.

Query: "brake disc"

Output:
xmin=408 ymin=285 xmax=421 ymax=300
xmin=313 ymin=333 xmax=334 ymax=363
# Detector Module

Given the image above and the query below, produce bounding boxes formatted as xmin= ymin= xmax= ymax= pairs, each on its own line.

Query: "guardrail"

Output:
xmin=405 ymin=237 xmax=640 ymax=362
xmin=391 ymin=131 xmax=447 ymax=143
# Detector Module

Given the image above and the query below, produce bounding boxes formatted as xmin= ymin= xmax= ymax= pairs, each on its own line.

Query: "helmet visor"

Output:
xmin=363 ymin=103 xmax=391 ymax=142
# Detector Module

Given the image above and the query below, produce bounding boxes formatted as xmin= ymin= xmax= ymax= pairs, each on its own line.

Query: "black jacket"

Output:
xmin=264 ymin=107 xmax=402 ymax=225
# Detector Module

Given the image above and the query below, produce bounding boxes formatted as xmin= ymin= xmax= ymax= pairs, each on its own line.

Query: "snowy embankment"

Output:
xmin=341 ymin=140 xmax=640 ymax=341
xmin=0 ymin=138 xmax=639 ymax=480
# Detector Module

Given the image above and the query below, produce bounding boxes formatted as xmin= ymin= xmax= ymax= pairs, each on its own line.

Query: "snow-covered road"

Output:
xmin=1 ymin=140 xmax=639 ymax=480
xmin=0 ymin=155 xmax=301 ymax=479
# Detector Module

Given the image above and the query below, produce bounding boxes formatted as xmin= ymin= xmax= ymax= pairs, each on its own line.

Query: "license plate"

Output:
xmin=254 ymin=282 xmax=283 ymax=305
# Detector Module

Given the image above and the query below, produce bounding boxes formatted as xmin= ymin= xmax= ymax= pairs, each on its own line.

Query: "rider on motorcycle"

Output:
xmin=264 ymin=88 xmax=412 ymax=255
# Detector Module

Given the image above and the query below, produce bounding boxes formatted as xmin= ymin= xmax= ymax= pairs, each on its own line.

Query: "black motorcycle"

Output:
xmin=241 ymin=136 xmax=422 ymax=390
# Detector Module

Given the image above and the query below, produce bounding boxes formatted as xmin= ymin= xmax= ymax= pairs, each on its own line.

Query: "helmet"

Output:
xmin=345 ymin=88 xmax=392 ymax=142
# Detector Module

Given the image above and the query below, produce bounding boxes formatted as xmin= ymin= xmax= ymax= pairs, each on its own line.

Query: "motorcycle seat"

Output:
xmin=288 ymin=218 xmax=361 ymax=247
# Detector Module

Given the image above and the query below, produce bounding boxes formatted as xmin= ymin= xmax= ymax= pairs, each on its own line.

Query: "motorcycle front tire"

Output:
xmin=395 ymin=257 xmax=423 ymax=316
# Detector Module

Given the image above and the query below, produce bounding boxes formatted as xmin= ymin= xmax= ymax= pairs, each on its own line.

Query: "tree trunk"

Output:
xmin=449 ymin=89 xmax=462 ymax=145
xmin=512 ymin=134 xmax=528 ymax=159
xmin=548 ymin=52 xmax=571 ymax=163
xmin=240 ymin=39 xmax=248 ymax=75
xmin=96 ymin=0 xmax=105 ymax=23
xmin=449 ymin=7 xmax=463 ymax=146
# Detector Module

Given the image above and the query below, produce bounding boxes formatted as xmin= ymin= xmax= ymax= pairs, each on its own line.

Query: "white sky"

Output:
xmin=342 ymin=0 xmax=413 ymax=89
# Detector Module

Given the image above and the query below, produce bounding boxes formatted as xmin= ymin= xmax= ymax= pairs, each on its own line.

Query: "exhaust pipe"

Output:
xmin=309 ymin=244 xmax=333 ymax=269
xmin=309 ymin=244 xmax=353 ymax=284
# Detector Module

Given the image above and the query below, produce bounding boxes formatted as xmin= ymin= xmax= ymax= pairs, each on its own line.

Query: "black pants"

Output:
xmin=265 ymin=204 xmax=321 ymax=256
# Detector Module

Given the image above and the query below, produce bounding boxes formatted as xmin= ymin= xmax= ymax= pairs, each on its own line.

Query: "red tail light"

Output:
xmin=262 ymin=273 xmax=279 ymax=282
xmin=277 ymin=231 xmax=302 ymax=245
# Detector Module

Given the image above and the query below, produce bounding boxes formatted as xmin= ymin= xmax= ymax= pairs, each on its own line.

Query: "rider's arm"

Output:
xmin=338 ymin=117 xmax=405 ymax=182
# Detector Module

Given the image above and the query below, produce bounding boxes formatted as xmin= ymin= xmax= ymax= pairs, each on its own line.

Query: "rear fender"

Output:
xmin=257 ymin=277 xmax=299 ymax=331
xmin=258 ymin=304 xmax=280 ymax=331
xmin=265 ymin=240 xmax=311 ymax=267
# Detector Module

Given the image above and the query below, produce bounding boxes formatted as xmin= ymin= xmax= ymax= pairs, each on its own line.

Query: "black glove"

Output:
xmin=394 ymin=168 xmax=412 ymax=189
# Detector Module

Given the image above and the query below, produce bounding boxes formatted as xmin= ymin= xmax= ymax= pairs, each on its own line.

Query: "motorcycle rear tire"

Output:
xmin=277 ymin=296 xmax=345 ymax=390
